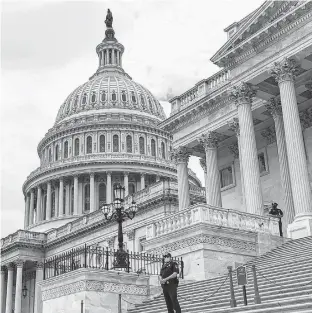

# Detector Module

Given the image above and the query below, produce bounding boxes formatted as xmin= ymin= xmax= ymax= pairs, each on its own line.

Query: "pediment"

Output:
xmin=211 ymin=1 xmax=308 ymax=67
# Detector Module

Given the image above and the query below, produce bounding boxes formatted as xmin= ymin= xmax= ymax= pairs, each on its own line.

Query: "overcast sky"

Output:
xmin=1 ymin=0 xmax=264 ymax=237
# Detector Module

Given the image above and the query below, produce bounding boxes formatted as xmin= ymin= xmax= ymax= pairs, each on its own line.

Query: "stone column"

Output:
xmin=14 ymin=260 xmax=23 ymax=313
xmin=34 ymin=262 xmax=44 ymax=313
xmin=1 ymin=266 xmax=6 ymax=313
xmin=199 ymin=132 xmax=222 ymax=207
xmin=124 ymin=172 xmax=129 ymax=196
xmin=29 ymin=190 xmax=35 ymax=226
xmin=59 ymin=178 xmax=64 ymax=216
xmin=90 ymin=173 xmax=95 ymax=212
xmin=171 ymin=146 xmax=190 ymax=210
xmin=230 ymin=82 xmax=263 ymax=215
xmin=55 ymin=185 xmax=59 ymax=217
xmin=5 ymin=263 xmax=14 ymax=313
xmin=140 ymin=173 xmax=145 ymax=190
xmin=65 ymin=182 xmax=70 ymax=215
xmin=36 ymin=187 xmax=42 ymax=223
xmin=106 ymin=172 xmax=112 ymax=204
xmin=265 ymin=98 xmax=295 ymax=226
xmin=270 ymin=58 xmax=312 ymax=237
xmin=228 ymin=118 xmax=246 ymax=209
xmin=199 ymin=158 xmax=209 ymax=204
xmin=46 ymin=181 xmax=52 ymax=220
xmin=156 ymin=175 xmax=161 ymax=182
xmin=24 ymin=194 xmax=30 ymax=229
xmin=73 ymin=175 xmax=79 ymax=215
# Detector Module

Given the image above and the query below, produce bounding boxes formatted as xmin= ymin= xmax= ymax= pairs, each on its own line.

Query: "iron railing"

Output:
xmin=43 ymin=244 xmax=184 ymax=280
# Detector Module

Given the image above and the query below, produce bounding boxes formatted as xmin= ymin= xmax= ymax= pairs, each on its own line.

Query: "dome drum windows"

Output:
xmin=55 ymin=145 xmax=59 ymax=161
xmin=64 ymin=141 xmax=69 ymax=159
xmin=126 ymin=135 xmax=133 ymax=153
xmin=100 ymin=91 xmax=106 ymax=103
xmin=91 ymin=92 xmax=96 ymax=104
xmin=121 ymin=91 xmax=127 ymax=102
xmin=111 ymin=90 xmax=117 ymax=102
xmin=113 ymin=134 xmax=119 ymax=152
xmin=151 ymin=139 xmax=156 ymax=157
xmin=86 ymin=136 xmax=93 ymax=154
xmin=99 ymin=135 xmax=105 ymax=152
xmin=131 ymin=91 xmax=137 ymax=104
xmin=139 ymin=137 xmax=145 ymax=155
xmin=161 ymin=142 xmax=166 ymax=159
xmin=74 ymin=138 xmax=80 ymax=156
xmin=82 ymin=93 xmax=87 ymax=105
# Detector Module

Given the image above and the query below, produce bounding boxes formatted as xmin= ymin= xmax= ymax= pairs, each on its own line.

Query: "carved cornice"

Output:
xmin=261 ymin=126 xmax=276 ymax=145
xmin=198 ymin=132 xmax=219 ymax=150
xmin=227 ymin=118 xmax=240 ymax=136
xmin=15 ymin=259 xmax=24 ymax=268
xmin=269 ymin=58 xmax=299 ymax=83
xmin=265 ymin=98 xmax=282 ymax=119
xmin=230 ymin=82 xmax=256 ymax=106
xmin=36 ymin=261 xmax=44 ymax=270
xmin=126 ymin=229 xmax=135 ymax=241
xmin=228 ymin=142 xmax=239 ymax=159
xmin=170 ymin=146 xmax=190 ymax=164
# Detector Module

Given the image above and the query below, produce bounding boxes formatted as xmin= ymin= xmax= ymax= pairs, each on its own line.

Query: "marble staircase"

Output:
xmin=127 ymin=236 xmax=312 ymax=313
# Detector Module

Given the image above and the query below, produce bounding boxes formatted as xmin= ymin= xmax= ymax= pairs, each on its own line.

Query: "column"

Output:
xmin=29 ymin=190 xmax=35 ymax=226
xmin=156 ymin=175 xmax=161 ymax=182
xmin=228 ymin=118 xmax=246 ymax=209
xmin=199 ymin=132 xmax=222 ymax=207
xmin=65 ymin=182 xmax=70 ymax=215
xmin=24 ymin=194 xmax=30 ymax=229
xmin=1 ymin=266 xmax=6 ymax=313
xmin=36 ymin=187 xmax=42 ymax=223
xmin=117 ymin=50 xmax=120 ymax=66
xmin=46 ymin=182 xmax=52 ymax=220
xmin=199 ymin=158 xmax=209 ymax=204
xmin=14 ymin=260 xmax=23 ymax=313
xmin=124 ymin=172 xmax=129 ymax=197
xmin=5 ymin=263 xmax=13 ymax=313
xmin=171 ymin=146 xmax=190 ymax=210
xmin=140 ymin=173 xmax=145 ymax=190
xmin=74 ymin=175 xmax=79 ymax=215
xmin=265 ymin=98 xmax=295 ymax=226
xmin=90 ymin=173 xmax=95 ymax=212
xmin=34 ymin=262 xmax=44 ymax=313
xmin=270 ymin=58 xmax=312 ymax=237
xmin=55 ymin=185 xmax=59 ymax=217
xmin=106 ymin=172 xmax=112 ymax=204
xmin=230 ymin=82 xmax=263 ymax=215
xmin=59 ymin=178 xmax=64 ymax=216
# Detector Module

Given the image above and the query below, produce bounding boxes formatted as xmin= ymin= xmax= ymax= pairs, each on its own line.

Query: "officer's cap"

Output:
xmin=163 ymin=253 xmax=172 ymax=258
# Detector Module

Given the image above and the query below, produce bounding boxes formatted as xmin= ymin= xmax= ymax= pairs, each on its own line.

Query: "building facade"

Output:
xmin=1 ymin=1 xmax=312 ymax=313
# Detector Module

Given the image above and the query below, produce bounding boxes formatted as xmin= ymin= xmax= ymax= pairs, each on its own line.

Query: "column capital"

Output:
xmin=35 ymin=261 xmax=44 ymax=270
xmin=199 ymin=158 xmax=207 ymax=173
xmin=59 ymin=176 xmax=64 ymax=182
xmin=170 ymin=146 xmax=190 ymax=164
xmin=198 ymin=132 xmax=219 ymax=150
xmin=30 ymin=189 xmax=35 ymax=194
xmin=140 ymin=172 xmax=145 ymax=178
xmin=228 ymin=142 xmax=239 ymax=159
xmin=261 ymin=126 xmax=276 ymax=145
xmin=227 ymin=118 xmax=240 ymax=136
xmin=265 ymin=98 xmax=282 ymax=119
xmin=89 ymin=172 xmax=95 ymax=178
xmin=15 ymin=259 xmax=24 ymax=268
xmin=230 ymin=82 xmax=256 ymax=106
xmin=106 ymin=171 xmax=112 ymax=177
xmin=124 ymin=172 xmax=129 ymax=177
xmin=126 ymin=229 xmax=135 ymax=240
xmin=269 ymin=58 xmax=299 ymax=83
xmin=7 ymin=263 xmax=14 ymax=271
xmin=1 ymin=265 xmax=6 ymax=272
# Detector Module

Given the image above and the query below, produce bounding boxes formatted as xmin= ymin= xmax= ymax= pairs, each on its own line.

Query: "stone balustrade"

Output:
xmin=1 ymin=230 xmax=47 ymax=249
xmin=146 ymin=204 xmax=280 ymax=240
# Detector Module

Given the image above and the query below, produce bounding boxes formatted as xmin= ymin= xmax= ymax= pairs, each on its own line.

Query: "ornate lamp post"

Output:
xmin=100 ymin=184 xmax=137 ymax=269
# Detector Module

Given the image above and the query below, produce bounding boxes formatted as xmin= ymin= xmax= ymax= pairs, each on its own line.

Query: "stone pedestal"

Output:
xmin=287 ymin=214 xmax=312 ymax=239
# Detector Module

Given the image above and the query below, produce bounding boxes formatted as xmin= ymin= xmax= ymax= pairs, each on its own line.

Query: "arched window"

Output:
xmin=74 ymin=138 xmax=80 ymax=156
xmin=86 ymin=136 xmax=92 ymax=154
xmin=121 ymin=91 xmax=127 ymax=102
xmin=51 ymin=191 xmax=55 ymax=218
xmin=129 ymin=183 xmax=135 ymax=195
xmin=126 ymin=135 xmax=132 ymax=153
xmin=82 ymin=93 xmax=87 ymax=105
xmin=55 ymin=145 xmax=59 ymax=161
xmin=101 ymin=91 xmax=106 ymax=102
xmin=140 ymin=95 xmax=145 ymax=105
xmin=84 ymin=184 xmax=90 ymax=212
xmin=99 ymin=135 xmax=105 ymax=152
xmin=139 ymin=137 xmax=145 ymax=155
xmin=161 ymin=142 xmax=166 ymax=159
xmin=99 ymin=183 xmax=106 ymax=207
xmin=112 ymin=91 xmax=117 ymax=101
xmin=48 ymin=148 xmax=52 ymax=162
xmin=113 ymin=135 xmax=119 ymax=152
xmin=151 ymin=139 xmax=156 ymax=157
xmin=70 ymin=186 xmax=74 ymax=214
xmin=131 ymin=91 xmax=136 ymax=103
xmin=64 ymin=141 xmax=69 ymax=159
xmin=91 ymin=93 xmax=96 ymax=103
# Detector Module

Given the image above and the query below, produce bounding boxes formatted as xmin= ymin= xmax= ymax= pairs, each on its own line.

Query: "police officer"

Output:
xmin=159 ymin=253 xmax=181 ymax=313
xmin=269 ymin=202 xmax=284 ymax=237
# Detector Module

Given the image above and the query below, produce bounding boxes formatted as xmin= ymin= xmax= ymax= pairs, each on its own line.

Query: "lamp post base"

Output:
xmin=113 ymin=249 xmax=129 ymax=269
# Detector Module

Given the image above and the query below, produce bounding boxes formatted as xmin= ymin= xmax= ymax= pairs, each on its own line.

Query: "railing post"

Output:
xmin=251 ymin=265 xmax=261 ymax=304
xmin=227 ymin=266 xmax=237 ymax=308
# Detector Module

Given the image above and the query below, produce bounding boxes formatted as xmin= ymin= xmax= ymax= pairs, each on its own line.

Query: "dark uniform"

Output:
xmin=160 ymin=258 xmax=181 ymax=313
xmin=269 ymin=203 xmax=284 ymax=237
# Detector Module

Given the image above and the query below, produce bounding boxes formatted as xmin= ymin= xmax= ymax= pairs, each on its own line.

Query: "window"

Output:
xmin=151 ymin=139 xmax=156 ymax=157
xmin=84 ymin=184 xmax=90 ymax=212
xmin=121 ymin=91 xmax=127 ymax=102
xmin=91 ymin=93 xmax=96 ymax=103
xmin=161 ymin=142 xmax=165 ymax=159
xmin=138 ymin=237 xmax=146 ymax=252
xmin=131 ymin=91 xmax=136 ymax=103
xmin=258 ymin=149 xmax=269 ymax=175
xmin=220 ymin=165 xmax=234 ymax=189
xmin=129 ymin=183 xmax=135 ymax=195
xmin=99 ymin=183 xmax=106 ymax=207
xmin=101 ymin=91 xmax=106 ymax=102
xmin=99 ymin=135 xmax=105 ymax=152
xmin=112 ymin=91 xmax=117 ymax=101
xmin=139 ymin=137 xmax=145 ymax=155
xmin=55 ymin=145 xmax=59 ymax=161
xmin=74 ymin=138 xmax=80 ymax=156
xmin=126 ymin=135 xmax=132 ymax=153
xmin=86 ymin=136 xmax=92 ymax=154
xmin=48 ymin=148 xmax=52 ymax=162
xmin=113 ymin=135 xmax=119 ymax=152
xmin=82 ymin=93 xmax=87 ymax=105
xmin=64 ymin=141 xmax=69 ymax=159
